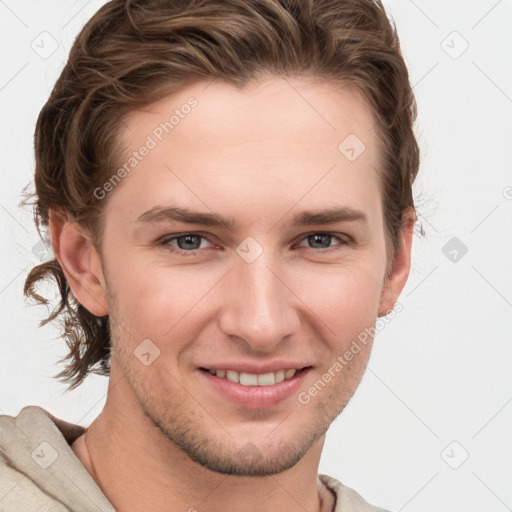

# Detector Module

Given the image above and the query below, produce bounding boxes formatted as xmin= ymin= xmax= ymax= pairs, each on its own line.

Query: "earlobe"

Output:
xmin=378 ymin=209 xmax=415 ymax=317
xmin=48 ymin=209 xmax=108 ymax=317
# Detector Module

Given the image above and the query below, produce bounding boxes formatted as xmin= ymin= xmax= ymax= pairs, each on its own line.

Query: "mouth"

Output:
xmin=199 ymin=366 xmax=311 ymax=408
xmin=200 ymin=367 xmax=308 ymax=386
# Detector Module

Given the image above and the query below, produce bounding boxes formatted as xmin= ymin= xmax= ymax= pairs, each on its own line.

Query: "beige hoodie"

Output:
xmin=0 ymin=406 xmax=388 ymax=512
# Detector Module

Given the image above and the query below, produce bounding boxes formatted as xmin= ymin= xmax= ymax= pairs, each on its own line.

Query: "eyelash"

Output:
xmin=158 ymin=231 xmax=353 ymax=256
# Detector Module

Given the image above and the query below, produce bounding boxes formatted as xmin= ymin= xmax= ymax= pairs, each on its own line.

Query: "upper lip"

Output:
xmin=199 ymin=361 xmax=312 ymax=374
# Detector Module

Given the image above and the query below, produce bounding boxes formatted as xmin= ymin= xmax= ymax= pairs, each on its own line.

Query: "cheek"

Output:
xmin=292 ymin=261 xmax=384 ymax=341
xmin=105 ymin=252 xmax=221 ymax=338
xmin=105 ymin=239 xmax=386 ymax=349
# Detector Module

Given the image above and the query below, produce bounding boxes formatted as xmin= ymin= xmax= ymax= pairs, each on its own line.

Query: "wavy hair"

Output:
xmin=23 ymin=0 xmax=420 ymax=389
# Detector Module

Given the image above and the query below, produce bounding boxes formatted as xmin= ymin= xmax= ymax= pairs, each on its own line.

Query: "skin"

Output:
xmin=50 ymin=76 xmax=414 ymax=512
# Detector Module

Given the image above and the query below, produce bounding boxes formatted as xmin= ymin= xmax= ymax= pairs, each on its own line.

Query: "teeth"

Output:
xmin=258 ymin=372 xmax=275 ymax=386
xmin=285 ymin=369 xmax=297 ymax=379
xmin=239 ymin=372 xmax=258 ymax=386
xmin=208 ymin=368 xmax=300 ymax=386
xmin=226 ymin=370 xmax=239 ymax=383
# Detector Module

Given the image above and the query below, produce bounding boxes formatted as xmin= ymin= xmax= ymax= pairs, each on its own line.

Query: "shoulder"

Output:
xmin=0 ymin=405 xmax=85 ymax=468
xmin=319 ymin=474 xmax=392 ymax=512
xmin=0 ymin=405 xmax=85 ymax=444
xmin=0 ymin=406 xmax=73 ymax=510
xmin=0 ymin=406 xmax=113 ymax=512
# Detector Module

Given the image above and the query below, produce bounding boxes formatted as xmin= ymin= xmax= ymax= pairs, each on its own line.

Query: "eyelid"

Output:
xmin=159 ymin=232 xmax=216 ymax=248
xmin=158 ymin=230 xmax=353 ymax=255
xmin=294 ymin=231 xmax=354 ymax=250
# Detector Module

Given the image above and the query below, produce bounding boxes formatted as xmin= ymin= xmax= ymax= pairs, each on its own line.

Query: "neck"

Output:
xmin=72 ymin=368 xmax=330 ymax=512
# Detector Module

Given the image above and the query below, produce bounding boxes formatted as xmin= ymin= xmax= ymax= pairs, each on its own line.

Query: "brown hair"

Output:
xmin=23 ymin=0 xmax=420 ymax=390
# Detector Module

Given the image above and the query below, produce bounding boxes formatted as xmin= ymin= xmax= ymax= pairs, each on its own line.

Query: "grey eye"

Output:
xmin=173 ymin=234 xmax=204 ymax=250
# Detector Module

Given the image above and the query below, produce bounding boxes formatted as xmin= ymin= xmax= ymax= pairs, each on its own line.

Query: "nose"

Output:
xmin=218 ymin=253 xmax=301 ymax=353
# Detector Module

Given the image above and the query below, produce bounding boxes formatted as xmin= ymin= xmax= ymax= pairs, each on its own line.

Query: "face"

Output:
xmin=96 ymin=76 xmax=397 ymax=476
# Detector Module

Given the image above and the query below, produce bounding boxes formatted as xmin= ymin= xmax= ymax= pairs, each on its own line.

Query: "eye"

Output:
xmin=158 ymin=231 xmax=352 ymax=257
xmin=296 ymin=232 xmax=352 ymax=251
xmin=160 ymin=233 xmax=214 ymax=254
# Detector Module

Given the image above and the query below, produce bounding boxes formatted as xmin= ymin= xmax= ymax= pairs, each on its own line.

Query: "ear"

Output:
xmin=48 ymin=209 xmax=108 ymax=316
xmin=378 ymin=208 xmax=415 ymax=317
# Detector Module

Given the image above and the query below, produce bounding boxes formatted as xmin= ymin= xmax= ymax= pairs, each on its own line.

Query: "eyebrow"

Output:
xmin=136 ymin=205 xmax=368 ymax=229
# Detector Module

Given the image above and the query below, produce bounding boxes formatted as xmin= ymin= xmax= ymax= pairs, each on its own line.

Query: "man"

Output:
xmin=0 ymin=0 xmax=419 ymax=510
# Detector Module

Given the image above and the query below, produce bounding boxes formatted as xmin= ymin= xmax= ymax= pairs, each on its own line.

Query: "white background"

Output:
xmin=1 ymin=1 xmax=511 ymax=511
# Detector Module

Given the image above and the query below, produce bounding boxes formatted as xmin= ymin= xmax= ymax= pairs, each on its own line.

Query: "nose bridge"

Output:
xmin=218 ymin=248 xmax=299 ymax=350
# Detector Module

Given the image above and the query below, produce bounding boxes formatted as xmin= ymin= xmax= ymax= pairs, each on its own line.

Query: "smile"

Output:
xmin=203 ymin=368 xmax=301 ymax=386
xmin=199 ymin=366 xmax=311 ymax=408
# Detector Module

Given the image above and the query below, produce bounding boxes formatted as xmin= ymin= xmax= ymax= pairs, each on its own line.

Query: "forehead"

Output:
xmin=106 ymin=77 xmax=383 ymax=229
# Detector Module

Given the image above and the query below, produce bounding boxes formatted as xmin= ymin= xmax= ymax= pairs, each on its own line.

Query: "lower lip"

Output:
xmin=200 ymin=368 xmax=310 ymax=409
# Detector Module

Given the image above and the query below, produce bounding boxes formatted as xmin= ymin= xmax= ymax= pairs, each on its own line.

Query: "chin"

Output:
xmin=176 ymin=436 xmax=320 ymax=477
xmin=144 ymin=399 xmax=336 ymax=477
